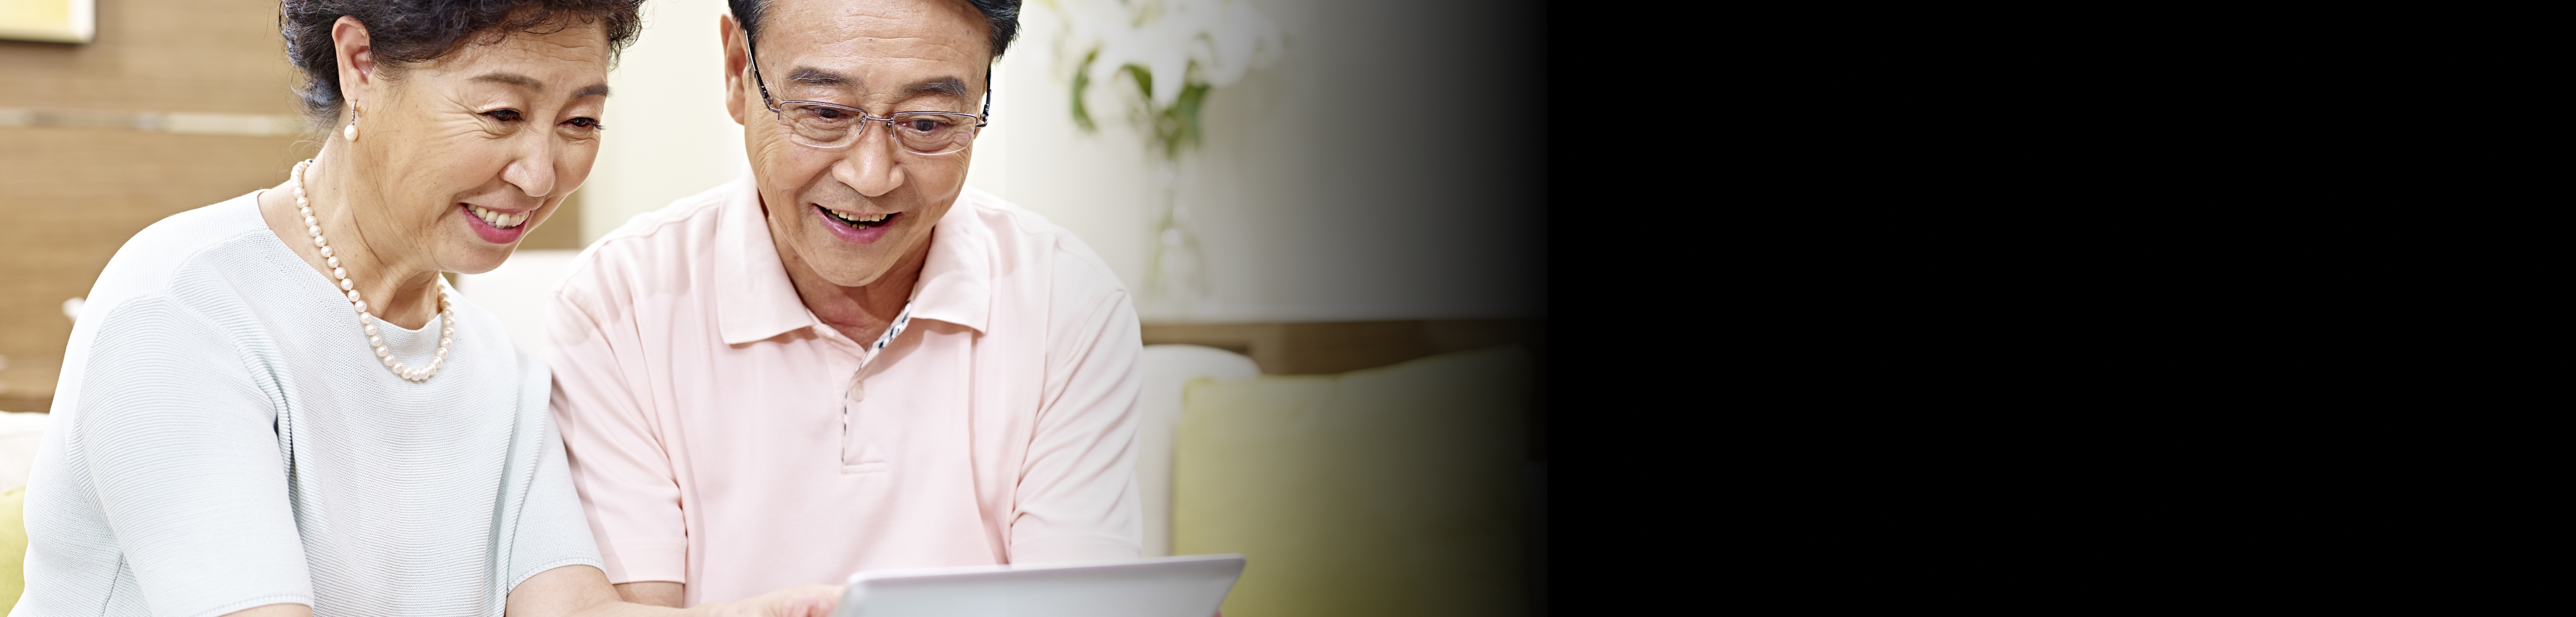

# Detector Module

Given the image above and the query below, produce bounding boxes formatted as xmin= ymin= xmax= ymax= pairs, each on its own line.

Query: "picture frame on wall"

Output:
xmin=0 ymin=0 xmax=96 ymax=44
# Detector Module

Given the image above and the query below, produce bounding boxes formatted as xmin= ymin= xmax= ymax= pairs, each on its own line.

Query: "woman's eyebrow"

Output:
xmin=571 ymin=83 xmax=611 ymax=99
xmin=472 ymin=72 xmax=546 ymax=91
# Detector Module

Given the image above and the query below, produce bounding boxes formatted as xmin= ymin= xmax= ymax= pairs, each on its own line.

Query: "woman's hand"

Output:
xmin=696 ymin=584 xmax=842 ymax=617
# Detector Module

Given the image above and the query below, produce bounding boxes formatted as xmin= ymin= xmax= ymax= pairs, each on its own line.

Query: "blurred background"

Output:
xmin=1 ymin=0 xmax=1545 ymax=613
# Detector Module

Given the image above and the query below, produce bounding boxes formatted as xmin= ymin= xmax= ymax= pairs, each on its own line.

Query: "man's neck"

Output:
xmin=773 ymin=227 xmax=931 ymax=346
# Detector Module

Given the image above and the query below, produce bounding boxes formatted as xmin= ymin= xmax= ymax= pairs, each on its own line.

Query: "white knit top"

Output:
xmin=12 ymin=193 xmax=601 ymax=616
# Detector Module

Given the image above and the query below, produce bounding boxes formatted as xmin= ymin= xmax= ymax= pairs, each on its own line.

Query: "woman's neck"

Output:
xmin=257 ymin=147 xmax=446 ymax=330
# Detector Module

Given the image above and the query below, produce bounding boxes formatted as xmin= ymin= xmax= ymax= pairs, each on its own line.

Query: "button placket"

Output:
xmin=839 ymin=303 xmax=915 ymax=470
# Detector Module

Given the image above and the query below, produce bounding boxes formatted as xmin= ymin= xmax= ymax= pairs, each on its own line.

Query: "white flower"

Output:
xmin=1057 ymin=0 xmax=1284 ymax=108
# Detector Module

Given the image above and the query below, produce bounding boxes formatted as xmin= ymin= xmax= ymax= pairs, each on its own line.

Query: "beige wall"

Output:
xmin=991 ymin=0 xmax=1544 ymax=323
xmin=578 ymin=0 xmax=747 ymax=246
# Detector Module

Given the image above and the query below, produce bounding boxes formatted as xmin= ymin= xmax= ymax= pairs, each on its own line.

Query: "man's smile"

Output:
xmin=813 ymin=204 xmax=902 ymax=245
xmin=818 ymin=204 xmax=895 ymax=228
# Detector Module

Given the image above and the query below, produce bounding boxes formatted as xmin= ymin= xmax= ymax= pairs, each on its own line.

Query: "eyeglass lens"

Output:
xmin=779 ymin=103 xmax=977 ymax=154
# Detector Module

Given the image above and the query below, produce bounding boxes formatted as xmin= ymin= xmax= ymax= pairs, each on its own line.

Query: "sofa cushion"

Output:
xmin=1175 ymin=346 xmax=1530 ymax=617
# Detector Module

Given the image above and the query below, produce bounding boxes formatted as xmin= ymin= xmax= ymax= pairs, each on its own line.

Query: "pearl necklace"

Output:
xmin=291 ymin=159 xmax=455 ymax=382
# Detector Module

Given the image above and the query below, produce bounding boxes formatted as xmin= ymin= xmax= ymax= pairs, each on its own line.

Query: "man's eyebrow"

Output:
xmin=902 ymin=77 xmax=968 ymax=97
xmin=571 ymin=83 xmax=611 ymax=99
xmin=471 ymin=73 xmax=546 ymax=91
xmin=779 ymin=69 xmax=964 ymax=97
xmin=787 ymin=66 xmax=851 ymax=86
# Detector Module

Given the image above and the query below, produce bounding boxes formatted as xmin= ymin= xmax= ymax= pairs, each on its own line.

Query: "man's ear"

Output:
xmin=720 ymin=14 xmax=748 ymax=126
xmin=332 ymin=16 xmax=378 ymax=111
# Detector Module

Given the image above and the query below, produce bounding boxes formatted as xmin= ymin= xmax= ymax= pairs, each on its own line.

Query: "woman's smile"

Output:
xmin=462 ymin=203 xmax=532 ymax=244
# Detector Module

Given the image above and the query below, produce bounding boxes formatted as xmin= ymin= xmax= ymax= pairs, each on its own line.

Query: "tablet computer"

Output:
xmin=833 ymin=553 xmax=1246 ymax=617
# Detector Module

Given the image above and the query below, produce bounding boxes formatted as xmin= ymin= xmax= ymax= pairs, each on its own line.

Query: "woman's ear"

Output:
xmin=332 ymin=16 xmax=377 ymax=110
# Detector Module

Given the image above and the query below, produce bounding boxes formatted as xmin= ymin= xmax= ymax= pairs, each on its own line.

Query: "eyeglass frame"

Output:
xmin=742 ymin=33 xmax=991 ymax=154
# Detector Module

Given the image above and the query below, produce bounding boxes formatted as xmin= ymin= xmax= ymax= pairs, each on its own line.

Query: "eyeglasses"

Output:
xmin=745 ymin=36 xmax=990 ymax=155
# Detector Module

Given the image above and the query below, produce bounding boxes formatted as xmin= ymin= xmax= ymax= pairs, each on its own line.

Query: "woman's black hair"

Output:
xmin=729 ymin=0 xmax=1019 ymax=60
xmin=281 ymin=0 xmax=646 ymax=128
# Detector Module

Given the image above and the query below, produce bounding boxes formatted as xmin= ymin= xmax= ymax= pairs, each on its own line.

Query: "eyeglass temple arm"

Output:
xmin=747 ymin=35 xmax=784 ymax=112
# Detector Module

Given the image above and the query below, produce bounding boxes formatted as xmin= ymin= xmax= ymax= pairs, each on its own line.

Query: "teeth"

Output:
xmin=826 ymin=209 xmax=890 ymax=224
xmin=469 ymin=205 xmax=528 ymax=228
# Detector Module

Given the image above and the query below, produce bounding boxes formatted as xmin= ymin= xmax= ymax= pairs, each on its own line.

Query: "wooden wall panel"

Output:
xmin=1141 ymin=320 xmax=1547 ymax=376
xmin=0 ymin=0 xmax=587 ymax=412
xmin=0 ymin=127 xmax=315 ymax=413
xmin=1141 ymin=319 xmax=1548 ymax=460
xmin=1 ymin=0 xmax=315 ymax=413
xmin=0 ymin=0 xmax=306 ymax=116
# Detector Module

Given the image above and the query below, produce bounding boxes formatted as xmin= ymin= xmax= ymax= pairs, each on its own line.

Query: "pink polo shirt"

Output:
xmin=544 ymin=174 xmax=1143 ymax=606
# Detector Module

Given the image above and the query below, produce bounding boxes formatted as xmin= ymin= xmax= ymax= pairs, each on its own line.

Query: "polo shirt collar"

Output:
xmin=907 ymin=190 xmax=993 ymax=334
xmin=716 ymin=173 xmax=992 ymax=345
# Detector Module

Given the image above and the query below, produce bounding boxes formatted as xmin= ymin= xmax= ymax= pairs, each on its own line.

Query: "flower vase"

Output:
xmin=1144 ymin=161 xmax=1208 ymax=317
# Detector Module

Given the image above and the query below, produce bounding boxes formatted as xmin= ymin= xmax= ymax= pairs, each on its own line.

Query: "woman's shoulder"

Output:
xmin=67 ymin=193 xmax=313 ymax=389
xmin=85 ymin=191 xmax=283 ymax=312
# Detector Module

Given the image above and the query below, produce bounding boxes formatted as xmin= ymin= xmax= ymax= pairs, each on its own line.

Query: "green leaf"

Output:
xmin=1070 ymin=49 xmax=1099 ymax=132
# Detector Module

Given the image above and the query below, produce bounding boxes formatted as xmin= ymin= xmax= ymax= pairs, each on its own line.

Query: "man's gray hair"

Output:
xmin=730 ymin=0 xmax=1020 ymax=60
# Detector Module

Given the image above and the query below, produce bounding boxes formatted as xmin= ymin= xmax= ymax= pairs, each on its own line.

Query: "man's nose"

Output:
xmin=837 ymin=120 xmax=907 ymax=197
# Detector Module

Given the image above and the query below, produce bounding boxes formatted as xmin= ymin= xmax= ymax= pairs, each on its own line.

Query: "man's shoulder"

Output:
xmin=585 ymin=180 xmax=739 ymax=259
xmin=555 ymin=181 xmax=740 ymax=303
xmin=956 ymin=188 xmax=1128 ymax=297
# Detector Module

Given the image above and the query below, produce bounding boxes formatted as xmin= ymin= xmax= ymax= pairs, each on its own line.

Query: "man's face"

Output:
xmin=723 ymin=0 xmax=990 ymax=287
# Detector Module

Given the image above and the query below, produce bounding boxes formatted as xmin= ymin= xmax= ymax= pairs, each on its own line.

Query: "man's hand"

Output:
xmin=507 ymin=565 xmax=838 ymax=616
xmin=698 ymin=584 xmax=841 ymax=617
xmin=616 ymin=582 xmax=686 ymax=607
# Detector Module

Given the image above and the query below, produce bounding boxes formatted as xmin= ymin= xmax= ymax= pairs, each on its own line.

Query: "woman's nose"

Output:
xmin=501 ymin=139 xmax=558 ymax=199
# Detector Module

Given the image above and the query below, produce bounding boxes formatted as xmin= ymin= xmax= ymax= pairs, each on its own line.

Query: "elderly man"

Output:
xmin=544 ymin=0 xmax=1141 ymax=607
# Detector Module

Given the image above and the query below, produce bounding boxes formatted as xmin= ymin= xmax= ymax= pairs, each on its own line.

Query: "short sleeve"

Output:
xmin=504 ymin=349 xmax=608 ymax=591
xmin=70 ymin=297 xmax=312 ymax=616
xmin=1011 ymin=271 xmax=1146 ymax=564
xmin=546 ymin=275 xmax=688 ymax=584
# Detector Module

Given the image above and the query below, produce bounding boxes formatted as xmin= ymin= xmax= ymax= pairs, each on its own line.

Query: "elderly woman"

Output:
xmin=13 ymin=1 xmax=836 ymax=616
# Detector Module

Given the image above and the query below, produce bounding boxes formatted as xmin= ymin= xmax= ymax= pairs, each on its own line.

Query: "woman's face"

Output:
xmin=343 ymin=21 xmax=611 ymax=275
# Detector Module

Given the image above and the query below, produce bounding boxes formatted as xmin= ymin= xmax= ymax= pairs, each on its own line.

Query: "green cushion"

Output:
xmin=3 ymin=484 xmax=26 ymax=609
xmin=1175 ymin=346 xmax=1530 ymax=617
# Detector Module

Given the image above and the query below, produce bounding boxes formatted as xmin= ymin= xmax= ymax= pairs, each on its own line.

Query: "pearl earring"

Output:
xmin=344 ymin=104 xmax=361 ymax=141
